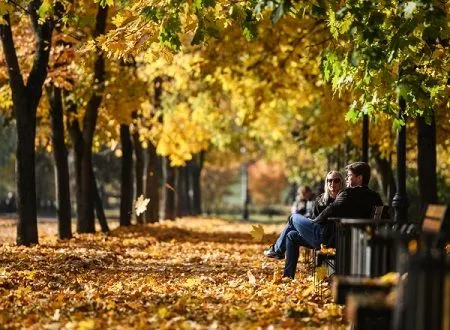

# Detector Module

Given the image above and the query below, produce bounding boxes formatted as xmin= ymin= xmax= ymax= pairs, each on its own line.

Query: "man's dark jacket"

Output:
xmin=313 ymin=186 xmax=383 ymax=246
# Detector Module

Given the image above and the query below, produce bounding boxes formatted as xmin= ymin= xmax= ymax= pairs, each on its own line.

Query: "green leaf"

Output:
xmin=242 ymin=12 xmax=258 ymax=41
xmin=98 ymin=0 xmax=114 ymax=7
xmin=327 ymin=8 xmax=338 ymax=39
xmin=141 ymin=6 xmax=164 ymax=23
xmin=193 ymin=0 xmax=215 ymax=11
xmin=361 ymin=102 xmax=374 ymax=115
xmin=345 ymin=105 xmax=360 ymax=123
xmin=193 ymin=0 xmax=202 ymax=11
xmin=242 ymin=24 xmax=257 ymax=41
xmin=38 ymin=0 xmax=53 ymax=19
xmin=159 ymin=14 xmax=181 ymax=50
xmin=393 ymin=118 xmax=405 ymax=130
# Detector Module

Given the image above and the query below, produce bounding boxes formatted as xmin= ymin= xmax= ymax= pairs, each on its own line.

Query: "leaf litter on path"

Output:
xmin=0 ymin=217 xmax=347 ymax=329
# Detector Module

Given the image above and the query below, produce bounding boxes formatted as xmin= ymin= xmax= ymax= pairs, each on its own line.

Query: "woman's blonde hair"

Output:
xmin=322 ymin=170 xmax=345 ymax=202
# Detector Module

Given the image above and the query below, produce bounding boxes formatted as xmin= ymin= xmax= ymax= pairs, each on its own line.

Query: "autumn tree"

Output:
xmin=319 ymin=1 xmax=449 ymax=211
xmin=248 ymin=160 xmax=287 ymax=205
xmin=0 ymin=1 xmax=54 ymax=245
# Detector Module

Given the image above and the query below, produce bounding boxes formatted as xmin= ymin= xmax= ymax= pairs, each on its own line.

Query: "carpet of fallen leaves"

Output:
xmin=0 ymin=217 xmax=347 ymax=329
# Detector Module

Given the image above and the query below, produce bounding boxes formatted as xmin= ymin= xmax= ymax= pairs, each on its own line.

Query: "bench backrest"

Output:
xmin=421 ymin=204 xmax=448 ymax=234
xmin=371 ymin=205 xmax=391 ymax=221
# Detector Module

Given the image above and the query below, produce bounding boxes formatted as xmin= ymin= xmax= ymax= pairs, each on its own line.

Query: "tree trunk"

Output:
xmin=0 ymin=6 xmax=53 ymax=245
xmin=417 ymin=115 xmax=438 ymax=209
xmin=184 ymin=164 xmax=192 ymax=215
xmin=392 ymin=96 xmax=409 ymax=225
xmin=66 ymin=97 xmax=84 ymax=226
xmin=120 ymin=124 xmax=133 ymax=226
xmin=144 ymin=77 xmax=164 ymax=223
xmin=164 ymin=158 xmax=176 ymax=220
xmin=145 ymin=142 xmax=160 ymax=223
xmin=176 ymin=166 xmax=188 ymax=217
xmin=78 ymin=4 xmax=108 ymax=233
xmin=16 ymin=100 xmax=38 ymax=244
xmin=191 ymin=151 xmax=204 ymax=215
xmin=373 ymin=146 xmax=396 ymax=205
xmin=79 ymin=150 xmax=96 ymax=232
xmin=132 ymin=118 xmax=145 ymax=224
xmin=47 ymin=86 xmax=72 ymax=239
xmin=362 ymin=114 xmax=369 ymax=162
xmin=92 ymin=172 xmax=109 ymax=233
xmin=66 ymin=95 xmax=109 ymax=233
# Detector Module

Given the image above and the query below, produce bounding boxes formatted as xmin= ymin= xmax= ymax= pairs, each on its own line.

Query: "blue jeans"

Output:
xmin=282 ymin=214 xmax=325 ymax=278
xmin=273 ymin=214 xmax=324 ymax=254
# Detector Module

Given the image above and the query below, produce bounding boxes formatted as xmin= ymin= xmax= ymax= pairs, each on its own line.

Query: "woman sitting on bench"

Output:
xmin=264 ymin=170 xmax=344 ymax=260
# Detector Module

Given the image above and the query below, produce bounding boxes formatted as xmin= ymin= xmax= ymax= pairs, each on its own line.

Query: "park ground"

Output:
xmin=0 ymin=218 xmax=346 ymax=329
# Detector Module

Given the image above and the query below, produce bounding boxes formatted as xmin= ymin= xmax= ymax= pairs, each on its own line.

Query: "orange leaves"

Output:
xmin=0 ymin=218 xmax=346 ymax=328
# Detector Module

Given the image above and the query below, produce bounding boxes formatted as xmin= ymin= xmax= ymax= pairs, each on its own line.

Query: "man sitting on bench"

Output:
xmin=265 ymin=162 xmax=383 ymax=279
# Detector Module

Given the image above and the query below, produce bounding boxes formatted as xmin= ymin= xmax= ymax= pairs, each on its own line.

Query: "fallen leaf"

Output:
xmin=272 ymin=268 xmax=282 ymax=284
xmin=247 ymin=270 xmax=256 ymax=284
xmin=52 ymin=309 xmax=60 ymax=321
xmin=250 ymin=224 xmax=264 ymax=242
xmin=135 ymin=195 xmax=150 ymax=216
xmin=301 ymin=283 xmax=315 ymax=298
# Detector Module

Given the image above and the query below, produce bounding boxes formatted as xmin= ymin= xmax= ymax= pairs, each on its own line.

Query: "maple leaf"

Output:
xmin=249 ymin=224 xmax=264 ymax=242
xmin=135 ymin=195 xmax=150 ymax=216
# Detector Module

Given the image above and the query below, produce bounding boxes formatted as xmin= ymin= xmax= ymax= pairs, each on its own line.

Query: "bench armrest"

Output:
xmin=330 ymin=217 xmax=393 ymax=227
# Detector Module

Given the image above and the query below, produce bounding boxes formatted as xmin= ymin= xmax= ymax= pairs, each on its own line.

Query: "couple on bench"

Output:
xmin=264 ymin=162 xmax=383 ymax=279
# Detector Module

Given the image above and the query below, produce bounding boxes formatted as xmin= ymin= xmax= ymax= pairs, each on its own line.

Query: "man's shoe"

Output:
xmin=264 ymin=246 xmax=284 ymax=260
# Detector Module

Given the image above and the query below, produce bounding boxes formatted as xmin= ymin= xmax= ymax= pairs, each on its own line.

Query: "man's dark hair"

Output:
xmin=346 ymin=162 xmax=371 ymax=186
